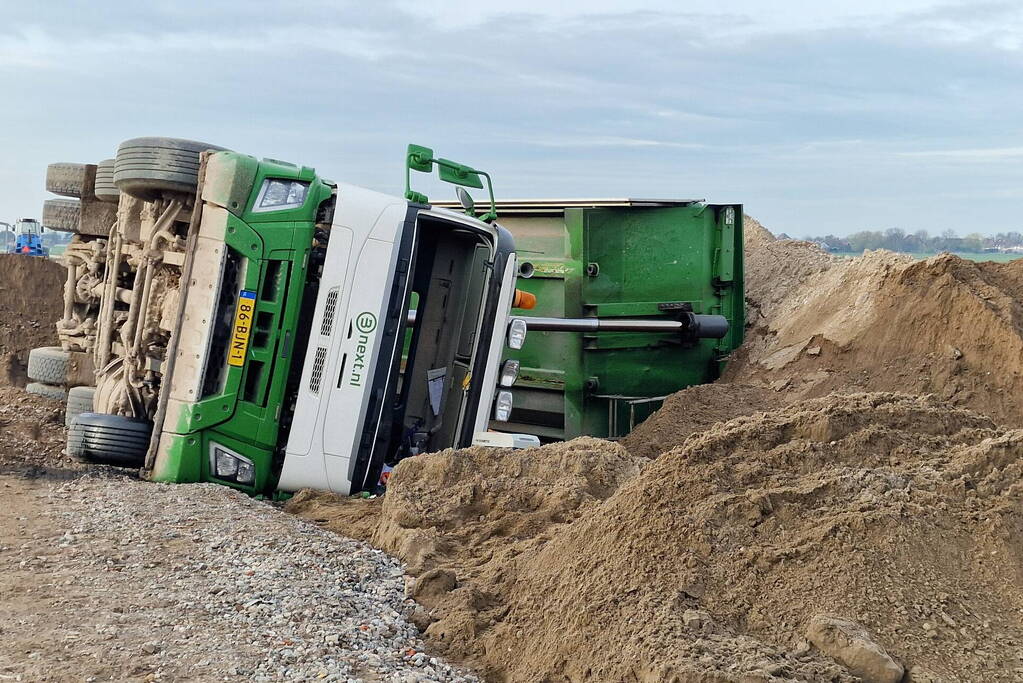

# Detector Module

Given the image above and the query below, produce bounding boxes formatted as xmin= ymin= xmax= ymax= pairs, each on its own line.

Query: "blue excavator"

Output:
xmin=2 ymin=219 xmax=48 ymax=256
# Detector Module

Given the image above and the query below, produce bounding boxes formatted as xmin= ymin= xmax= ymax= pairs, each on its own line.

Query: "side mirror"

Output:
xmin=437 ymin=159 xmax=483 ymax=189
xmin=407 ymin=144 xmax=434 ymax=173
xmin=404 ymin=143 xmax=497 ymax=221
xmin=456 ymin=187 xmax=475 ymax=214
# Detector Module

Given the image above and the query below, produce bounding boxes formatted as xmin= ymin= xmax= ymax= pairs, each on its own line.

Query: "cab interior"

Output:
xmin=380 ymin=215 xmax=493 ymax=463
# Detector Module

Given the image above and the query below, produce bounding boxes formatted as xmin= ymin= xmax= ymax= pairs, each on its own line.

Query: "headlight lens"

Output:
xmin=214 ymin=449 xmax=238 ymax=478
xmin=494 ymin=390 xmax=513 ymax=422
xmin=210 ymin=445 xmax=257 ymax=485
xmin=499 ymin=359 xmax=520 ymax=387
xmin=236 ymin=460 xmax=255 ymax=485
xmin=253 ymin=178 xmax=310 ymax=212
xmin=507 ymin=319 xmax=527 ymax=350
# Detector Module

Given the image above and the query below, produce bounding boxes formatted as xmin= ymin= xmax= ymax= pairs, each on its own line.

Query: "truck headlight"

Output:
xmin=494 ymin=390 xmax=513 ymax=422
xmin=499 ymin=359 xmax=520 ymax=387
xmin=507 ymin=319 xmax=527 ymax=350
xmin=210 ymin=445 xmax=256 ymax=485
xmin=253 ymin=178 xmax=309 ymax=212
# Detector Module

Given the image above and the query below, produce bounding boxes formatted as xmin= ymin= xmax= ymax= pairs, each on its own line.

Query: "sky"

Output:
xmin=1 ymin=1 xmax=1021 ymax=237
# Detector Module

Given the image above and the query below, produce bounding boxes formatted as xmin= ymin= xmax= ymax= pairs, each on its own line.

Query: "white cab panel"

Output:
xmin=278 ymin=186 xmax=407 ymax=493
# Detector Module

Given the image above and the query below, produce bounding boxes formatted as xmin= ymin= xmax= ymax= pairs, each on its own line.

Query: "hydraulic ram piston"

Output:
xmin=406 ymin=311 xmax=729 ymax=339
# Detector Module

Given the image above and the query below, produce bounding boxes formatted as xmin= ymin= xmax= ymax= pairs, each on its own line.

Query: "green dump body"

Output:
xmin=494 ymin=199 xmax=744 ymax=440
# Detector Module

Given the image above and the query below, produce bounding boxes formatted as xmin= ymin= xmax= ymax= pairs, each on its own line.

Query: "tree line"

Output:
xmin=803 ymin=228 xmax=1023 ymax=253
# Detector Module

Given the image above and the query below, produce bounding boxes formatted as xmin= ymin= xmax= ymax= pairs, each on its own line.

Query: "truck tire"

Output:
xmin=26 ymin=382 xmax=68 ymax=402
xmin=27 ymin=346 xmax=70 ymax=385
xmin=45 ymin=163 xmax=87 ymax=198
xmin=65 ymin=386 xmax=96 ymax=427
xmin=113 ymin=137 xmax=226 ymax=201
xmin=94 ymin=159 xmax=119 ymax=203
xmin=41 ymin=198 xmax=81 ymax=233
xmin=67 ymin=413 xmax=151 ymax=467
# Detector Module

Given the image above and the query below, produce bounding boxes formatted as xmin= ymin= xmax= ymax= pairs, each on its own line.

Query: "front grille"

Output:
xmin=320 ymin=287 xmax=339 ymax=336
xmin=308 ymin=346 xmax=327 ymax=393
xmin=200 ymin=248 xmax=242 ymax=399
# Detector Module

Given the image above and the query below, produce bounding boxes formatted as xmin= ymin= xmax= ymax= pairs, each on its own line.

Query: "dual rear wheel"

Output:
xmin=24 ymin=348 xmax=148 ymax=467
xmin=67 ymin=412 xmax=151 ymax=468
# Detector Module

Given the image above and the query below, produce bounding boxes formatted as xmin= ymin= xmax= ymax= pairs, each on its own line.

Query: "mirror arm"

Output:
xmin=404 ymin=153 xmax=429 ymax=204
xmin=476 ymin=170 xmax=498 ymax=223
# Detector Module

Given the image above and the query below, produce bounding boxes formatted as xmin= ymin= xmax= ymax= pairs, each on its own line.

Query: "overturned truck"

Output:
xmin=41 ymin=139 xmax=527 ymax=496
xmin=34 ymin=139 xmax=737 ymax=497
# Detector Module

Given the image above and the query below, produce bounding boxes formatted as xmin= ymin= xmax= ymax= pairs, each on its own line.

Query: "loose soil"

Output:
xmin=288 ymin=436 xmax=639 ymax=577
xmin=726 ymin=250 xmax=1023 ymax=427
xmin=297 ymin=394 xmax=1023 ymax=681
xmin=621 ymin=382 xmax=781 ymax=458
xmin=0 ymin=254 xmax=65 ymax=386
xmin=0 ymin=385 xmax=72 ymax=475
xmin=479 ymin=393 xmax=1023 ymax=682
xmin=743 ymin=215 xmax=836 ymax=325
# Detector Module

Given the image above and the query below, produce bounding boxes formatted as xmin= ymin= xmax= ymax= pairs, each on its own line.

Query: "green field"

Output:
xmin=906 ymin=252 xmax=1023 ymax=262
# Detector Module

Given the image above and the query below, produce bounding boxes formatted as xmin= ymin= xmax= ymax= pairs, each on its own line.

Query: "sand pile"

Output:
xmin=297 ymin=393 xmax=1023 ymax=681
xmin=726 ymin=251 xmax=1023 ymax=427
xmin=290 ymin=437 xmax=640 ymax=578
xmin=622 ymin=382 xmax=780 ymax=458
xmin=482 ymin=393 xmax=1023 ymax=681
xmin=368 ymin=437 xmax=638 ymax=573
xmin=0 ymin=254 xmax=65 ymax=386
xmin=743 ymin=214 xmax=775 ymax=250
xmin=743 ymin=215 xmax=836 ymax=324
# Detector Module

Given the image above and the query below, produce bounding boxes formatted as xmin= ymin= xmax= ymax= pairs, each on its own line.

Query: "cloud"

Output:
xmin=0 ymin=1 xmax=1021 ymax=237
xmin=524 ymin=136 xmax=709 ymax=150
xmin=899 ymin=146 xmax=1023 ymax=161
xmin=0 ymin=25 xmax=402 ymax=70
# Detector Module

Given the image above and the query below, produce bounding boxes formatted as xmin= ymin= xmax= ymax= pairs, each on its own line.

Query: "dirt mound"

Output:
xmin=304 ymin=393 xmax=1023 ymax=681
xmin=744 ymin=214 xmax=776 ymax=250
xmin=288 ymin=438 xmax=641 ymax=664
xmin=287 ymin=438 xmax=640 ymax=570
xmin=477 ymin=394 xmax=1021 ymax=680
xmin=283 ymin=489 xmax=383 ymax=544
xmin=622 ymin=382 xmax=781 ymax=458
xmin=743 ymin=215 xmax=836 ymax=324
xmin=726 ymin=251 xmax=1023 ymax=427
xmin=0 ymin=255 xmax=65 ymax=386
xmin=0 ymin=385 xmax=71 ymax=474
xmin=373 ymin=437 xmax=637 ymax=574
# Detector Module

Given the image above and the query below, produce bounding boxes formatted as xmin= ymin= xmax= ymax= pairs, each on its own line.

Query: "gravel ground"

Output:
xmin=0 ymin=469 xmax=479 ymax=682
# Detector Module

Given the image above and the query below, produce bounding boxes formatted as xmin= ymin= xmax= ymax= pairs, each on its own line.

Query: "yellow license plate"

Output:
xmin=228 ymin=290 xmax=257 ymax=367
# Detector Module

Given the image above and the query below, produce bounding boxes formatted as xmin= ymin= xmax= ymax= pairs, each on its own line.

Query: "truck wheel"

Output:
xmin=45 ymin=163 xmax=87 ymax=198
xmin=67 ymin=413 xmax=151 ymax=467
xmin=113 ymin=137 xmax=226 ymax=201
xmin=65 ymin=386 xmax=96 ymax=427
xmin=41 ymin=198 xmax=81 ymax=233
xmin=26 ymin=382 xmax=68 ymax=402
xmin=94 ymin=159 xmax=120 ymax=203
xmin=27 ymin=346 xmax=70 ymax=385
